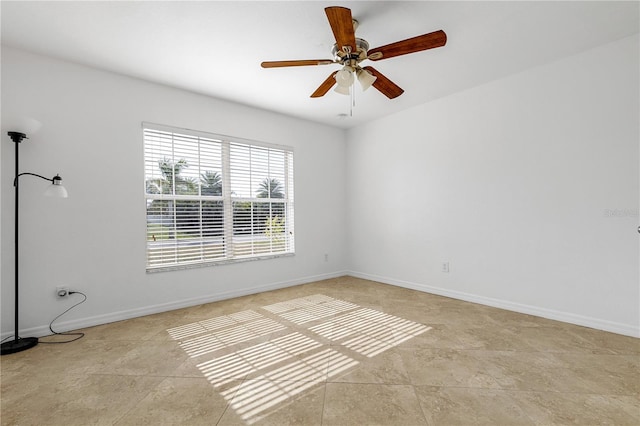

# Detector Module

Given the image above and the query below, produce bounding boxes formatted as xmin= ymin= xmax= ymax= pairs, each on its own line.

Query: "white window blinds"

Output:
xmin=144 ymin=124 xmax=294 ymax=271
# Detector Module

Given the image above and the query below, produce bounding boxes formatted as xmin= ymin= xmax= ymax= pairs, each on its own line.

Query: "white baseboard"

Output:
xmin=5 ymin=269 xmax=637 ymax=340
xmin=347 ymin=270 xmax=640 ymax=338
xmin=1 ymin=270 xmax=348 ymax=339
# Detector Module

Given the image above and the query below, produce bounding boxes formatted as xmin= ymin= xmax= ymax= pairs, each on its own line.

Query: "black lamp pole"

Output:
xmin=1 ymin=131 xmax=64 ymax=356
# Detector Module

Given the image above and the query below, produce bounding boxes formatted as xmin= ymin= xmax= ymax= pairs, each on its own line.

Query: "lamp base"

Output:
xmin=1 ymin=337 xmax=38 ymax=355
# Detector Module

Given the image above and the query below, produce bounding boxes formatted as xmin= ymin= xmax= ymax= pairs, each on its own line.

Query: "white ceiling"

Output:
xmin=1 ymin=1 xmax=638 ymax=129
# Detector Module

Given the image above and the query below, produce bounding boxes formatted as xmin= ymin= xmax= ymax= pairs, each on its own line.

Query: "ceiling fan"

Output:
xmin=261 ymin=6 xmax=447 ymax=99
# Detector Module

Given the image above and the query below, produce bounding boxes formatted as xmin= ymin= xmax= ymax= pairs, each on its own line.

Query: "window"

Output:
xmin=143 ymin=123 xmax=294 ymax=271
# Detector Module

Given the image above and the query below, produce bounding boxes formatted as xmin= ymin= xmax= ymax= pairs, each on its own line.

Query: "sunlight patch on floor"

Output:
xmin=197 ymin=332 xmax=322 ymax=387
xmin=168 ymin=294 xmax=430 ymax=424
xmin=224 ymin=348 xmax=358 ymax=423
xmin=171 ymin=311 xmax=286 ymax=358
xmin=310 ymin=308 xmax=431 ymax=357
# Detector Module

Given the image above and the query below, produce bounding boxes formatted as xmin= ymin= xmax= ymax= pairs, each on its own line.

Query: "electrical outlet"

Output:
xmin=324 ymin=253 xmax=329 ymax=262
xmin=441 ymin=262 xmax=450 ymax=273
xmin=56 ymin=286 xmax=70 ymax=298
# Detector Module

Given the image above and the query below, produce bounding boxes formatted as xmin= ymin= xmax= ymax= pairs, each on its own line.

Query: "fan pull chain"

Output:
xmin=350 ymin=81 xmax=355 ymax=117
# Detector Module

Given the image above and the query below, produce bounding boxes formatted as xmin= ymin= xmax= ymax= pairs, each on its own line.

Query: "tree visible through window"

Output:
xmin=144 ymin=125 xmax=294 ymax=271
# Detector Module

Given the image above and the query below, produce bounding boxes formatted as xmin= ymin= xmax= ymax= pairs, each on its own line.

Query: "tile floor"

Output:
xmin=1 ymin=277 xmax=639 ymax=425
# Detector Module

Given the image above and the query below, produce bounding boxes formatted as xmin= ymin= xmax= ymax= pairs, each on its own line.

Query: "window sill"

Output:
xmin=146 ymin=252 xmax=295 ymax=273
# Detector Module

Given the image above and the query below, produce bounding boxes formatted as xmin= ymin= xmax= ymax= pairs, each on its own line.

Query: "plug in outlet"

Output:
xmin=56 ymin=286 xmax=70 ymax=298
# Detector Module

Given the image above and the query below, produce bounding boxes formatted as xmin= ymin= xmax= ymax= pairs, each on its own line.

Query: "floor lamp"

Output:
xmin=1 ymin=119 xmax=68 ymax=356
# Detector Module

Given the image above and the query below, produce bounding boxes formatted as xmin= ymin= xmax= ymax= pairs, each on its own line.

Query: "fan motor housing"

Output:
xmin=332 ymin=38 xmax=369 ymax=63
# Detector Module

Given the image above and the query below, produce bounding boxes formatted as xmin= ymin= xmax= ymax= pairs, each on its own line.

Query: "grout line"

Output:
xmin=319 ymin=380 xmax=328 ymax=426
xmin=411 ymin=384 xmax=431 ymax=426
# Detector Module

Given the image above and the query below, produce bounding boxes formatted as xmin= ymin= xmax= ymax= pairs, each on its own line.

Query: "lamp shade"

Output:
xmin=357 ymin=69 xmax=377 ymax=91
xmin=333 ymin=84 xmax=351 ymax=95
xmin=335 ymin=68 xmax=354 ymax=87
xmin=43 ymin=175 xmax=68 ymax=198
xmin=11 ymin=117 xmax=42 ymax=136
xmin=44 ymin=184 xmax=68 ymax=198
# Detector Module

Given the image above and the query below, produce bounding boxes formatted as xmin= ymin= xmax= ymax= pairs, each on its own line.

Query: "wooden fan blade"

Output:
xmin=261 ymin=59 xmax=334 ymax=68
xmin=362 ymin=66 xmax=404 ymax=99
xmin=310 ymin=72 xmax=338 ymax=98
xmin=325 ymin=6 xmax=356 ymax=53
xmin=368 ymin=30 xmax=447 ymax=61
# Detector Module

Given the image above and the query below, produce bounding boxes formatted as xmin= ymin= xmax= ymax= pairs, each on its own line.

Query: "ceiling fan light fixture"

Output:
xmin=334 ymin=68 xmax=354 ymax=87
xmin=334 ymin=84 xmax=351 ymax=95
xmin=357 ymin=69 xmax=377 ymax=91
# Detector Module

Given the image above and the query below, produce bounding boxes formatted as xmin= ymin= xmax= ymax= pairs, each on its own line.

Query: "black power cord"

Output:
xmin=39 ymin=291 xmax=87 ymax=344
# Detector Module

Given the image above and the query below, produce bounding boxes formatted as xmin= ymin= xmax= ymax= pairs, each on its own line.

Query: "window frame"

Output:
xmin=143 ymin=122 xmax=295 ymax=273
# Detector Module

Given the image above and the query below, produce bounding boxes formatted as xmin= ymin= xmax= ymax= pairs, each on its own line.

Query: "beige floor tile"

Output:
xmin=512 ymin=325 xmax=615 ymax=354
xmin=393 ymin=324 xmax=469 ymax=350
xmin=1 ymin=372 xmax=163 ymax=426
xmin=323 ymin=382 xmax=427 ymax=426
xmin=75 ymin=315 xmax=177 ymax=342
xmin=399 ymin=347 xmax=504 ymax=389
xmin=474 ymin=350 xmax=590 ymax=393
xmin=483 ymin=307 xmax=557 ymax=328
xmin=83 ymin=340 xmax=189 ymax=376
xmin=564 ymin=326 xmax=640 ymax=355
xmin=327 ymin=346 xmax=411 ymax=385
xmin=414 ymin=386 xmax=536 ymax=425
xmin=561 ymin=366 xmax=640 ymax=395
xmin=1 ymin=339 xmax=126 ymax=377
xmin=509 ymin=391 xmax=640 ymax=425
xmin=400 ymin=306 xmax=498 ymax=329
xmin=113 ymin=377 xmax=237 ymax=425
xmin=453 ymin=326 xmax=539 ymax=351
xmin=551 ymin=352 xmax=640 ymax=375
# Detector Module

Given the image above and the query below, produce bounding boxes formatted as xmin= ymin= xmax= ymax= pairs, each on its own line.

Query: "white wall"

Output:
xmin=1 ymin=47 xmax=347 ymax=337
xmin=347 ymin=34 xmax=640 ymax=337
